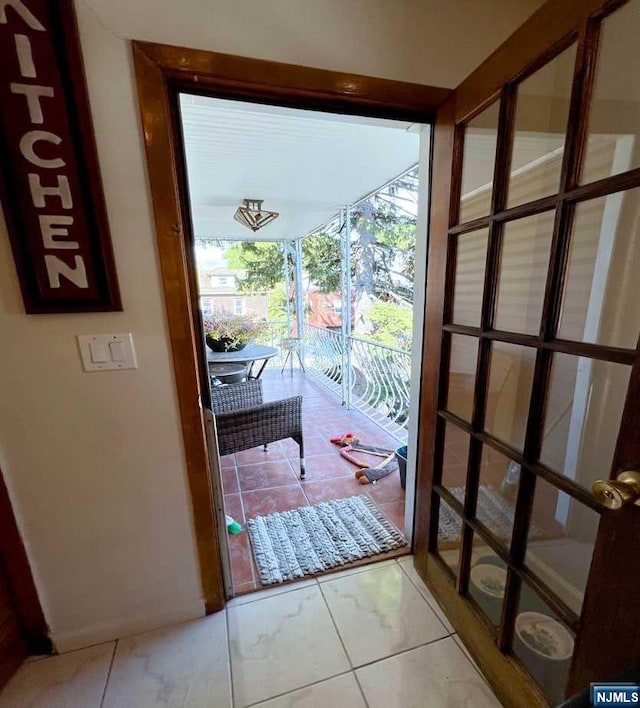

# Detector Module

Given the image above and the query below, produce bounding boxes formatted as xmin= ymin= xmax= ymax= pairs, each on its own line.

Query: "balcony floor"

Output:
xmin=220 ymin=365 xmax=409 ymax=595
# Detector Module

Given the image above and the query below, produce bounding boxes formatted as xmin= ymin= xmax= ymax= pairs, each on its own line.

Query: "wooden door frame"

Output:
xmin=415 ymin=0 xmax=633 ymax=706
xmin=132 ymin=41 xmax=449 ymax=612
xmin=0 ymin=466 xmax=51 ymax=655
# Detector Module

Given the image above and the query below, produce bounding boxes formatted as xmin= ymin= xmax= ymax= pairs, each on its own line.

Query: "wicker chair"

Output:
xmin=212 ymin=380 xmax=306 ymax=479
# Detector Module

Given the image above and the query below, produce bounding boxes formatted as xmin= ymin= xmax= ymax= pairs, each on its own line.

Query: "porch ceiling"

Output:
xmin=179 ymin=94 xmax=421 ymax=242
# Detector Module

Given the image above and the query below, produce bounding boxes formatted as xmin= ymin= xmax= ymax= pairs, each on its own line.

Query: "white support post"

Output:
xmin=293 ymin=238 xmax=305 ymax=363
xmin=345 ymin=204 xmax=353 ymax=408
xmin=283 ymin=240 xmax=292 ymax=338
xmin=340 ymin=205 xmax=353 ymax=408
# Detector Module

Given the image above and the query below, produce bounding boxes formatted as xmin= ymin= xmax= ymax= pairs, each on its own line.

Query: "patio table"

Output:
xmin=206 ymin=344 xmax=278 ymax=380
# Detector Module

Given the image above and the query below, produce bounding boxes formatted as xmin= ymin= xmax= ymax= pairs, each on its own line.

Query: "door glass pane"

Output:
xmin=485 ymin=342 xmax=536 ymax=451
xmin=557 ymin=189 xmax=640 ymax=349
xmin=437 ymin=496 xmax=462 ymax=579
xmin=507 ymin=44 xmax=577 ymax=208
xmin=581 ymin=0 xmax=640 ymax=184
xmin=540 ymin=353 xmax=631 ymax=489
xmin=526 ymin=476 xmax=600 ymax=616
xmin=446 ymin=334 xmax=479 ymax=422
xmin=494 ymin=210 xmax=555 ymax=335
xmin=459 ymin=100 xmax=500 ymax=223
xmin=441 ymin=422 xmax=470 ymax=493
xmin=476 ymin=446 xmax=521 ymax=549
xmin=451 ymin=229 xmax=489 ymax=327
xmin=514 ymin=582 xmax=575 ymax=705
xmin=469 ymin=547 xmax=507 ymax=628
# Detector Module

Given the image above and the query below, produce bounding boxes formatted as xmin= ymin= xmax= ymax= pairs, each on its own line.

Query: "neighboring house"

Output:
xmin=306 ymin=290 xmax=351 ymax=330
xmin=197 ymin=267 xmax=269 ymax=318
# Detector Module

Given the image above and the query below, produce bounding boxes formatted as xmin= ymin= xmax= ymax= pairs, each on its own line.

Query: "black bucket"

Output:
xmin=395 ymin=446 xmax=407 ymax=490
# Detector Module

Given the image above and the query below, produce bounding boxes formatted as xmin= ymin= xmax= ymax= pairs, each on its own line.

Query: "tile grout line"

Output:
xmin=224 ymin=467 xmax=258 ymax=593
xmin=317 ymin=559 xmax=402 ymax=586
xmin=98 ymin=639 xmax=118 ymax=708
xmin=26 ymin=637 xmax=116 ymax=661
xmin=242 ymin=669 xmax=355 ymax=708
xmin=352 ymin=670 xmax=370 ymax=708
xmin=396 ymin=560 xmax=452 ymax=633
xmin=235 ymin=458 xmax=293 ymax=472
xmin=225 ymin=607 xmax=237 ymax=708
xmin=318 ymin=576 xmax=353 ymax=671
xmin=317 ymin=581 xmax=354 ymax=673
xmin=352 ymin=632 xmax=456 ymax=673
xmin=451 ymin=634 xmax=493 ymax=686
xmin=299 ymin=476 xmax=312 ymax=506
xmin=316 ymin=578 xmax=373 ymax=707
xmin=239 ymin=481 xmax=307 ymax=495
xmin=316 ymin=561 xmax=460 ymax=683
xmin=229 ymin=577 xmax=320 ymax=607
xmin=235 ymin=487 xmax=257 ymax=590
xmin=232 ymin=463 xmax=241 ymax=500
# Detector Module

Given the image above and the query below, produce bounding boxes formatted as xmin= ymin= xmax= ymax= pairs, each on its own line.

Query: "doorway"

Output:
xmin=133 ymin=40 xmax=444 ymax=613
xmin=176 ymin=95 xmax=430 ymax=595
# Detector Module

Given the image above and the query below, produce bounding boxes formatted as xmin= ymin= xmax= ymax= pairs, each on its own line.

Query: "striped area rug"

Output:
xmin=247 ymin=495 xmax=406 ymax=585
xmin=440 ymin=485 xmax=543 ymax=542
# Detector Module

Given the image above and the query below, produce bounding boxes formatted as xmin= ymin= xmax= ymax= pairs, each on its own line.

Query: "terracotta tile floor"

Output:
xmin=221 ymin=366 xmax=409 ymax=595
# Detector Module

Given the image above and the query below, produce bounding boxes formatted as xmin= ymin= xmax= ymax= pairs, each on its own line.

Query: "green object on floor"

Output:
xmin=226 ymin=515 xmax=242 ymax=535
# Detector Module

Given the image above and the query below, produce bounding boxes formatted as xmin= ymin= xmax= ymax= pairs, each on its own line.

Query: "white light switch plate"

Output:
xmin=78 ymin=333 xmax=138 ymax=371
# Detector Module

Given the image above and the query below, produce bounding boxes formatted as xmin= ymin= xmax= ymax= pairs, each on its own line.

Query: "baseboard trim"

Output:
xmin=51 ymin=597 xmax=206 ymax=653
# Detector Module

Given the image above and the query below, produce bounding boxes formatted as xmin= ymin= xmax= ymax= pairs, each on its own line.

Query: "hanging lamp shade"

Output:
xmin=234 ymin=199 xmax=279 ymax=232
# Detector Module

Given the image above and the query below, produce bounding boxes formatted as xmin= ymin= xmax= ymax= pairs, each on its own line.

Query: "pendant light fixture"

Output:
xmin=233 ymin=199 xmax=279 ymax=232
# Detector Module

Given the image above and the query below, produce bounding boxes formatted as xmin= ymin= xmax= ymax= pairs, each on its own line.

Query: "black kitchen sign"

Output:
xmin=0 ymin=0 xmax=121 ymax=313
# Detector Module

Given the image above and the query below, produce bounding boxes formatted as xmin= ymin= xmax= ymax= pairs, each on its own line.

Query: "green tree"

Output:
xmin=224 ymin=241 xmax=283 ymax=291
xmin=351 ymin=175 xmax=417 ymax=308
xmin=365 ymin=300 xmax=414 ymax=348
xmin=224 ymin=237 xmax=341 ymax=294
xmin=266 ymin=282 xmax=287 ymax=321
xmin=302 ymin=234 xmax=341 ymax=293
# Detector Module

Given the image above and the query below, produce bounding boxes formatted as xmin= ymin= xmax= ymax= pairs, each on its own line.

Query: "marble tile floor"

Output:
xmin=0 ymin=558 xmax=503 ymax=708
xmin=222 ymin=367 xmax=409 ymax=594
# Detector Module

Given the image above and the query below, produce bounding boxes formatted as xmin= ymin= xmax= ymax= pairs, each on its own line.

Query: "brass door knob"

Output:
xmin=592 ymin=471 xmax=640 ymax=510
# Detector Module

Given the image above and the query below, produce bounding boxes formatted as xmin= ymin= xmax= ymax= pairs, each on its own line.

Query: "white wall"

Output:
xmin=0 ymin=0 xmax=540 ymax=651
xmin=80 ymin=0 xmax=540 ymax=88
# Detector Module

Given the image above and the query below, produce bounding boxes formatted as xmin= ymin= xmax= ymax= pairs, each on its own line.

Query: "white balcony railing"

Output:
xmin=303 ymin=323 xmax=410 ymax=441
xmin=256 ymin=321 xmax=411 ymax=440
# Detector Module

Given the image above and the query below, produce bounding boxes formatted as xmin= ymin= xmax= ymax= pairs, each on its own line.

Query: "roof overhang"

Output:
xmin=179 ymin=94 xmax=422 ymax=241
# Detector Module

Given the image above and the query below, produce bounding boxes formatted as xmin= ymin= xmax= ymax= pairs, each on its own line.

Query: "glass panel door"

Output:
xmin=506 ymin=44 xmax=577 ymax=208
xmin=581 ymin=0 xmax=640 ymax=183
xmin=427 ymin=3 xmax=640 ymax=702
xmin=458 ymin=101 xmax=501 ymax=224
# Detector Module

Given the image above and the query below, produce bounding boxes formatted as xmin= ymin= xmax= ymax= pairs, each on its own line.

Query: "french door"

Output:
xmin=415 ymin=0 xmax=640 ymax=705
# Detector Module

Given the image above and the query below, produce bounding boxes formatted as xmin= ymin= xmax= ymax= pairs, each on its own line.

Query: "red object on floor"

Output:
xmin=330 ymin=432 xmax=357 ymax=446
xmin=340 ymin=446 xmax=375 ymax=468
